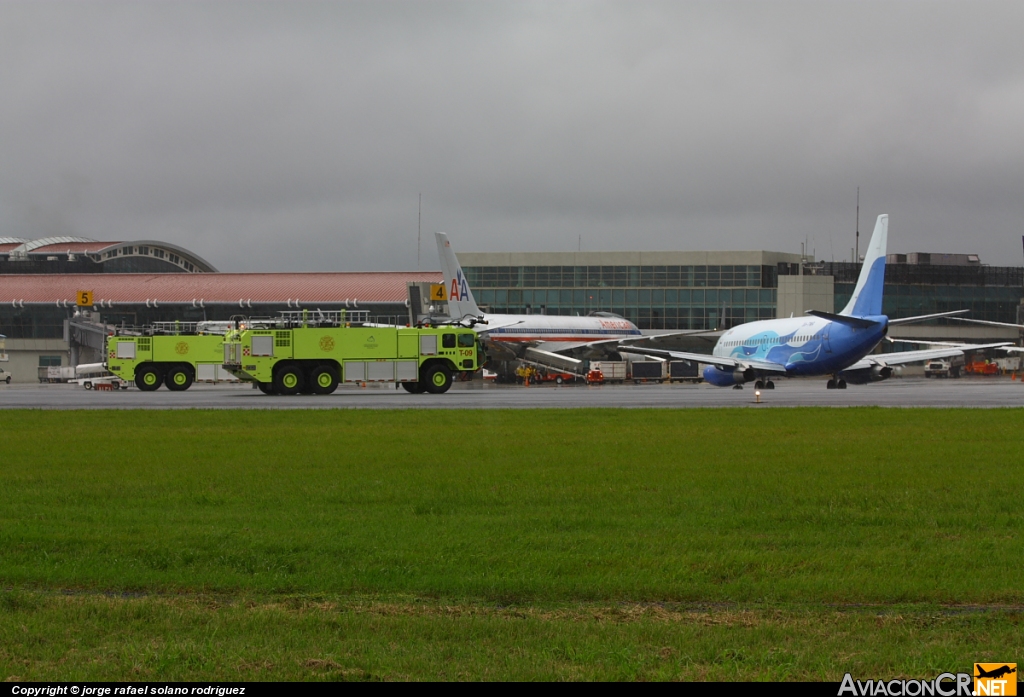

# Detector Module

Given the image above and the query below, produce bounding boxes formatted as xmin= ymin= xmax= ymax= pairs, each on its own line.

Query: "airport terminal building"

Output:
xmin=1 ymin=236 xmax=1021 ymax=382
xmin=456 ymin=250 xmax=1024 ymax=340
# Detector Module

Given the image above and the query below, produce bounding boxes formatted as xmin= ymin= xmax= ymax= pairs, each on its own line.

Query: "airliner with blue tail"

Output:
xmin=626 ymin=214 xmax=1006 ymax=388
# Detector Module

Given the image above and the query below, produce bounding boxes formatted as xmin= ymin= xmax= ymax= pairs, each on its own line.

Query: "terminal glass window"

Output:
xmin=460 ymin=255 xmax=1018 ymax=330
xmin=38 ymin=356 xmax=62 ymax=367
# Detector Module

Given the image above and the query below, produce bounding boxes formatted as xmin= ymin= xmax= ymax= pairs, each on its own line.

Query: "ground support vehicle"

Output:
xmin=222 ymin=315 xmax=481 ymax=396
xmin=106 ymin=323 xmax=230 ymax=391
xmin=537 ymin=371 xmax=577 ymax=385
xmin=995 ymin=356 xmax=1021 ymax=373
xmin=71 ymin=363 xmax=129 ymax=390
xmin=0 ymin=368 xmax=10 ymax=384
xmin=37 ymin=366 xmax=76 ymax=383
xmin=630 ymin=360 xmax=667 ymax=384
xmin=588 ymin=361 xmax=626 ymax=384
xmin=965 ymin=360 xmax=1000 ymax=376
xmin=668 ymin=360 xmax=703 ymax=383
xmin=925 ymin=360 xmax=954 ymax=378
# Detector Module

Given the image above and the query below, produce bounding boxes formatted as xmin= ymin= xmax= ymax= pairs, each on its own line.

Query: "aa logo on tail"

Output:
xmin=975 ymin=663 xmax=1017 ymax=696
xmin=450 ymin=271 xmax=470 ymax=302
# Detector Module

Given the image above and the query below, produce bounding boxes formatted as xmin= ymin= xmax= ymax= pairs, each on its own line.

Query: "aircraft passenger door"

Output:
xmin=822 ymin=326 xmax=832 ymax=353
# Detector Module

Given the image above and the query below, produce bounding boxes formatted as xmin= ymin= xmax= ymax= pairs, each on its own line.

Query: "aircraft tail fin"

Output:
xmin=434 ymin=232 xmax=482 ymax=320
xmin=839 ymin=214 xmax=888 ymax=317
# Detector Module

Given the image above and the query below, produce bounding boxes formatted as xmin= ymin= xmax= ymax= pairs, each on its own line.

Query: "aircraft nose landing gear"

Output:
xmin=826 ymin=377 xmax=847 ymax=390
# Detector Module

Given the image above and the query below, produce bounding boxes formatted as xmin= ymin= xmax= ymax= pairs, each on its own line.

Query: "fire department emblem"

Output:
xmin=319 ymin=336 xmax=335 ymax=352
xmin=175 ymin=341 xmax=189 ymax=355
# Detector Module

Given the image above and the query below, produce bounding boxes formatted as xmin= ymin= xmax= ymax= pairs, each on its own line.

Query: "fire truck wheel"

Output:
xmin=423 ymin=364 xmax=453 ymax=394
xmin=135 ymin=366 xmax=163 ymax=391
xmin=257 ymin=381 xmax=275 ymax=395
xmin=401 ymin=381 xmax=425 ymax=394
xmin=274 ymin=364 xmax=304 ymax=395
xmin=310 ymin=365 xmax=339 ymax=395
xmin=165 ymin=365 xmax=194 ymax=391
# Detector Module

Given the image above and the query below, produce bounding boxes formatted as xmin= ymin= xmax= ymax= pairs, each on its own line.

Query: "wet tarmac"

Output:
xmin=2 ymin=376 xmax=1022 ymax=409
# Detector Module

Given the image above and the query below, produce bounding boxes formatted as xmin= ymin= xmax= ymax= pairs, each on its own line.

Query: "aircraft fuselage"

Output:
xmin=706 ymin=315 xmax=888 ymax=384
xmin=481 ymin=313 xmax=643 ymax=343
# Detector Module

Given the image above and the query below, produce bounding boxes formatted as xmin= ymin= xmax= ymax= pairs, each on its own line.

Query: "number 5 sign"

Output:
xmin=76 ymin=290 xmax=94 ymax=307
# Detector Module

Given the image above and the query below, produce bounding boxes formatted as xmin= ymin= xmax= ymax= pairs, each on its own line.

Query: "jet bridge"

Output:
xmin=64 ymin=316 xmax=115 ymax=366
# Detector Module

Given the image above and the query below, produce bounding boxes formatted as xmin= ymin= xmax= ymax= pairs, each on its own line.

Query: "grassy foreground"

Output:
xmin=1 ymin=408 xmax=1022 ymax=680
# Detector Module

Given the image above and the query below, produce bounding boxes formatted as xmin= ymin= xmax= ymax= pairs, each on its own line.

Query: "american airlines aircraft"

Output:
xmin=435 ymin=232 xmax=709 ymax=370
xmin=625 ymin=215 xmax=1007 ymax=388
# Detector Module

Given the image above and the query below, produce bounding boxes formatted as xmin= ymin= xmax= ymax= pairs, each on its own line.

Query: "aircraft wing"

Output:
xmin=887 ymin=309 xmax=970 ymax=325
xmin=534 ymin=338 xmax=623 ymax=353
xmin=888 ymin=338 xmax=1013 ymax=350
xmin=533 ymin=330 xmax=719 ymax=355
xmin=950 ymin=317 xmax=1024 ymax=330
xmin=617 ymin=330 xmax=721 ymax=344
xmin=620 ymin=345 xmax=787 ymax=374
xmin=845 ymin=346 xmax=979 ymax=371
xmin=474 ymin=319 xmax=524 ymax=333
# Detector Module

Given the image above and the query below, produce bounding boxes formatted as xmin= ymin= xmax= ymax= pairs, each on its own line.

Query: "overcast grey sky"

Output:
xmin=2 ymin=1 xmax=1023 ymax=272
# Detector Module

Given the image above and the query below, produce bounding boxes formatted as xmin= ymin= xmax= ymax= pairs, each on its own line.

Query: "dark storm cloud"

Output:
xmin=2 ymin=1 xmax=1023 ymax=271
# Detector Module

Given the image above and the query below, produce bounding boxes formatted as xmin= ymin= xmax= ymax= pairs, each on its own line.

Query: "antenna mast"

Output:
xmin=417 ymin=193 xmax=421 ymax=270
xmin=855 ymin=186 xmax=860 ymax=263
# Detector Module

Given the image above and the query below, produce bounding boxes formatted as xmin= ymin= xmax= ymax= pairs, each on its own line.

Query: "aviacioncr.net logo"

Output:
xmin=839 ymin=673 xmax=974 ymax=696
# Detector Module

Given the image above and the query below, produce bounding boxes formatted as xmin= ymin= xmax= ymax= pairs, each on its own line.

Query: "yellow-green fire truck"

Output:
xmin=106 ymin=322 xmax=230 ymax=391
xmin=223 ymin=312 xmax=481 ymax=395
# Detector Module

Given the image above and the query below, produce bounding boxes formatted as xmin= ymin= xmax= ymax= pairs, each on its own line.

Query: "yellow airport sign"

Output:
xmin=76 ymin=290 xmax=94 ymax=307
xmin=430 ymin=284 xmax=447 ymax=301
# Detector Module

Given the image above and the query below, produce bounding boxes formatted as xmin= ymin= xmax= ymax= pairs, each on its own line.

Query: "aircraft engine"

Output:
xmin=702 ymin=365 xmax=755 ymax=387
xmin=839 ymin=364 xmax=893 ymax=385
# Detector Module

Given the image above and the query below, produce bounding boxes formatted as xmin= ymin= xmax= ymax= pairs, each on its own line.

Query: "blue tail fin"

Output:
xmin=839 ymin=214 xmax=888 ymax=317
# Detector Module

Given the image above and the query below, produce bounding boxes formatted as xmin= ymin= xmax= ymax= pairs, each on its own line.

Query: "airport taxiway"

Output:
xmin=1 ymin=377 xmax=1022 ymax=409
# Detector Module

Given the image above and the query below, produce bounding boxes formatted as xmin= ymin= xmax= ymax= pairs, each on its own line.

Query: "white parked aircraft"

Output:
xmin=435 ymin=232 xmax=709 ymax=369
xmin=437 ymin=232 xmax=639 ymax=340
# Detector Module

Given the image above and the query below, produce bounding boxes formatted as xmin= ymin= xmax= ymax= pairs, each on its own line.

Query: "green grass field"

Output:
xmin=1 ymin=409 xmax=1022 ymax=680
